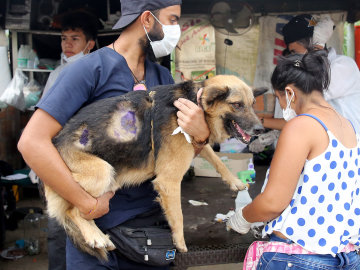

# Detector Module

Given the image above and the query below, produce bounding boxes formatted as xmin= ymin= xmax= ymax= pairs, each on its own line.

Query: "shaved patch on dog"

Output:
xmin=107 ymin=105 xmax=141 ymax=142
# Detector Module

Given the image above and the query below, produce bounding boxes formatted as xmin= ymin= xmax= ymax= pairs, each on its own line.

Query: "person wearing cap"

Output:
xmin=256 ymin=14 xmax=360 ymax=135
xmin=18 ymin=1 xmax=210 ymax=269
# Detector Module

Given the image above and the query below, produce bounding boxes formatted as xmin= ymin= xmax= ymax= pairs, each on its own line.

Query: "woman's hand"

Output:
xmin=80 ymin=191 xmax=115 ymax=220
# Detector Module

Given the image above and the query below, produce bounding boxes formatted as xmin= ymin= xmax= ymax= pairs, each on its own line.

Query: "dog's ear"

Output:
xmin=203 ymin=85 xmax=230 ymax=107
xmin=253 ymin=87 xmax=268 ymax=97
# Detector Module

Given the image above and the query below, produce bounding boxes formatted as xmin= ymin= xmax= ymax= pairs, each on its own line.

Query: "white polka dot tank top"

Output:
xmin=262 ymin=114 xmax=360 ymax=256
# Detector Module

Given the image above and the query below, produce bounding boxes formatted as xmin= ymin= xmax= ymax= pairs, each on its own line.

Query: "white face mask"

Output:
xmin=143 ymin=12 xmax=181 ymax=58
xmin=282 ymin=90 xmax=297 ymax=121
xmin=61 ymin=42 xmax=90 ymax=65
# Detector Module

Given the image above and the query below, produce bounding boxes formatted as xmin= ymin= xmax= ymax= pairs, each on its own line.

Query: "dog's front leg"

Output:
xmin=152 ymin=138 xmax=194 ymax=252
xmin=152 ymin=178 xmax=187 ymax=252
xmin=199 ymin=144 xmax=246 ymax=191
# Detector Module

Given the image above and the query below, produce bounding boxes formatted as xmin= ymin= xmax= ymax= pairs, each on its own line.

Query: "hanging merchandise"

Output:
xmin=174 ymin=15 xmax=216 ymax=83
xmin=0 ymin=46 xmax=11 ymax=109
xmin=215 ymin=25 xmax=259 ymax=85
xmin=0 ymin=69 xmax=28 ymax=111
xmin=253 ymin=12 xmax=346 ymax=90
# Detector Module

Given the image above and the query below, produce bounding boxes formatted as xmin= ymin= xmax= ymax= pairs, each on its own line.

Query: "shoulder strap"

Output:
xmin=348 ymin=119 xmax=357 ymax=134
xmin=297 ymin=113 xmax=328 ymax=131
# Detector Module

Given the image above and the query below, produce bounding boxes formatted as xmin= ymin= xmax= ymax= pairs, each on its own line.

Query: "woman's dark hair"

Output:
xmin=271 ymin=50 xmax=330 ymax=95
xmin=61 ymin=10 xmax=99 ymax=41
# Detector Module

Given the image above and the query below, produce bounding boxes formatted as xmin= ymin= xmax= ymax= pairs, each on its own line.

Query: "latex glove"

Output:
xmin=313 ymin=16 xmax=335 ymax=47
xmin=258 ymin=130 xmax=279 ymax=146
xmin=226 ymin=207 xmax=251 ymax=234
xmin=172 ymin=126 xmax=191 ymax=143
xmin=249 ymin=130 xmax=280 ymax=153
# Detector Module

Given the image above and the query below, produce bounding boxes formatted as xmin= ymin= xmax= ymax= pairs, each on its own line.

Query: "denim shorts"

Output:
xmin=256 ymin=234 xmax=360 ymax=270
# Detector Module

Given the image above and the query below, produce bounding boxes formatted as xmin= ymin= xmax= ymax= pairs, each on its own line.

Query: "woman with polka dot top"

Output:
xmin=227 ymin=50 xmax=360 ymax=270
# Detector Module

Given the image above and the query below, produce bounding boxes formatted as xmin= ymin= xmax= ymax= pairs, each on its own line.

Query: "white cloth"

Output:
xmin=262 ymin=124 xmax=360 ymax=256
xmin=171 ymin=126 xmax=191 ymax=143
xmin=324 ymin=48 xmax=360 ymax=133
xmin=313 ymin=16 xmax=335 ymax=47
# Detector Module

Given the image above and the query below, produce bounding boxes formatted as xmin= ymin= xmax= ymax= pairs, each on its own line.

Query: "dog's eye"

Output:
xmin=231 ymin=102 xmax=244 ymax=110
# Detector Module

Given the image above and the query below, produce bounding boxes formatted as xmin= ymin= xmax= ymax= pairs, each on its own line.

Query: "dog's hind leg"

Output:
xmin=152 ymin=137 xmax=194 ymax=253
xmin=199 ymin=144 xmax=246 ymax=191
xmin=59 ymin=149 xmax=117 ymax=258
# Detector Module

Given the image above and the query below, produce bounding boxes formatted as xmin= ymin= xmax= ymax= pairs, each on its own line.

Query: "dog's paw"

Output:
xmin=176 ymin=244 xmax=188 ymax=253
xmin=229 ymin=178 xmax=247 ymax=191
xmin=85 ymin=232 xmax=113 ymax=250
xmin=104 ymin=235 xmax=116 ymax=251
xmin=174 ymin=238 xmax=188 ymax=253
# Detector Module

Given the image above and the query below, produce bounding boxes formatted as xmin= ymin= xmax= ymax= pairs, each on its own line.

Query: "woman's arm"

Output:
xmin=18 ymin=109 xmax=113 ymax=219
xmin=243 ymin=117 xmax=312 ymax=222
xmin=262 ymin=117 xmax=286 ymax=130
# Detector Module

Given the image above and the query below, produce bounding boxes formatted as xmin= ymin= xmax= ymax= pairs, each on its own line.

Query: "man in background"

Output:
xmin=42 ymin=10 xmax=97 ymax=96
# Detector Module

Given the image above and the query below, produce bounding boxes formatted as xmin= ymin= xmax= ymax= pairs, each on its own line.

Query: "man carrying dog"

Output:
xmin=18 ymin=0 xmax=210 ymax=269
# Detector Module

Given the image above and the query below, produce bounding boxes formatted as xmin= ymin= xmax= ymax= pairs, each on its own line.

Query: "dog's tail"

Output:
xmin=63 ymin=215 xmax=109 ymax=261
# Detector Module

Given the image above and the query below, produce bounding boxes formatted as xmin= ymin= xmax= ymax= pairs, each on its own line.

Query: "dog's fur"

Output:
xmin=45 ymin=75 xmax=265 ymax=260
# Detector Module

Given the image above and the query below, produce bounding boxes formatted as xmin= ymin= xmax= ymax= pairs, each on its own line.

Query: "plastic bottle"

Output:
xmin=23 ymin=209 xmax=42 ymax=255
xmin=248 ymin=158 xmax=256 ymax=178
xmin=17 ymin=45 xmax=28 ymax=68
xmin=27 ymin=49 xmax=37 ymax=69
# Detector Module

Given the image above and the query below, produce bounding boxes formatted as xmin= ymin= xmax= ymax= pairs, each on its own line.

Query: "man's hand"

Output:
xmin=173 ymin=89 xmax=210 ymax=143
xmin=80 ymin=191 xmax=115 ymax=220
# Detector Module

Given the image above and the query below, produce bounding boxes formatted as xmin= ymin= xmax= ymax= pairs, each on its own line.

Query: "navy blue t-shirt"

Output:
xmin=37 ymin=47 xmax=174 ymax=230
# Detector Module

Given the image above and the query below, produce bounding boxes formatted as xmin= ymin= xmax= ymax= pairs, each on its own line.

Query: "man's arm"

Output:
xmin=17 ymin=109 xmax=113 ymax=219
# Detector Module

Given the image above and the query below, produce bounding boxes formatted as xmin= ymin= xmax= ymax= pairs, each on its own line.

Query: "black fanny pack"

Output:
xmin=107 ymin=208 xmax=176 ymax=266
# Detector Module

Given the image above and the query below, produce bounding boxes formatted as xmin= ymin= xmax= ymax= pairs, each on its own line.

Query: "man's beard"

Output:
xmin=140 ymin=22 xmax=164 ymax=62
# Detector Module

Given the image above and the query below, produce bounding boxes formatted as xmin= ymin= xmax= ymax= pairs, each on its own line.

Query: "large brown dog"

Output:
xmin=45 ymin=75 xmax=265 ymax=260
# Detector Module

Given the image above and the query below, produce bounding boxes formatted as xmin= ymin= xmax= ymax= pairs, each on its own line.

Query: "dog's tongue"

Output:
xmin=234 ymin=122 xmax=251 ymax=143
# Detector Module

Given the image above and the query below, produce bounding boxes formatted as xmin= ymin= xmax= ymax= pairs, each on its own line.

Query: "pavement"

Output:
xmin=0 ymin=165 xmax=271 ymax=270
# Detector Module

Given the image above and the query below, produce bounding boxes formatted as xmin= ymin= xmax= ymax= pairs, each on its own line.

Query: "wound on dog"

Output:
xmin=120 ymin=111 xmax=137 ymax=134
xmin=79 ymin=129 xmax=89 ymax=145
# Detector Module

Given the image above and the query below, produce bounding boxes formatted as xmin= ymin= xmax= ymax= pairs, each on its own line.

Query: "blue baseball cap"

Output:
xmin=113 ymin=0 xmax=182 ymax=29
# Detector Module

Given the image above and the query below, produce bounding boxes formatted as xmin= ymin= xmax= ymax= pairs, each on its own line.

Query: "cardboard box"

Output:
xmin=193 ymin=152 xmax=253 ymax=178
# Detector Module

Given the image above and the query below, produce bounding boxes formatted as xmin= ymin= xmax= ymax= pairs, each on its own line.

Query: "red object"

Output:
xmin=355 ymin=25 xmax=360 ymax=70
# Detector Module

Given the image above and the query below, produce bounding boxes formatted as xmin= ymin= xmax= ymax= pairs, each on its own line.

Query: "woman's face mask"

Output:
xmin=143 ymin=12 xmax=181 ymax=58
xmin=282 ymin=90 xmax=297 ymax=121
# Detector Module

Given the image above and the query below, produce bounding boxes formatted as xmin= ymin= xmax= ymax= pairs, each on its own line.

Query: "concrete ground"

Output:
xmin=0 ymin=198 xmax=242 ymax=270
xmin=0 ymin=165 xmax=264 ymax=270
xmin=1 ymin=190 xmax=244 ymax=270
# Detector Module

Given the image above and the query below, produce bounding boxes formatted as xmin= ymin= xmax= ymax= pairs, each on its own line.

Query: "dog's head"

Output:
xmin=199 ymin=75 xmax=266 ymax=144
